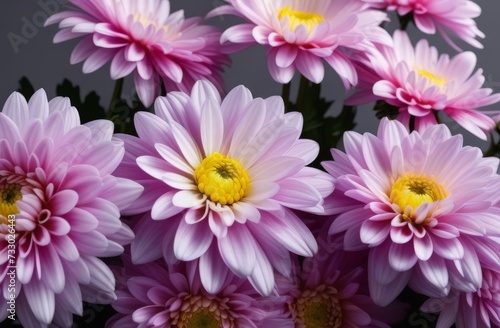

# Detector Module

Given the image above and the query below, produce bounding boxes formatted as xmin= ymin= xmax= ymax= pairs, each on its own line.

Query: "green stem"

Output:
xmin=160 ymin=77 xmax=166 ymax=97
xmin=409 ymin=115 xmax=416 ymax=132
xmin=399 ymin=13 xmax=413 ymax=31
xmin=282 ymin=82 xmax=291 ymax=112
xmin=108 ymin=78 xmax=124 ymax=118
xmin=484 ymin=133 xmax=498 ymax=157
xmin=296 ymin=75 xmax=310 ymax=113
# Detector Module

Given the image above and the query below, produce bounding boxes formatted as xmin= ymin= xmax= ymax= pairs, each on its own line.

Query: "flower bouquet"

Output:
xmin=2 ymin=0 xmax=500 ymax=327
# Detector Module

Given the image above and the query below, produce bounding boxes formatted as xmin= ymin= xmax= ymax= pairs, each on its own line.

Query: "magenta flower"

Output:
xmin=364 ymin=0 xmax=484 ymax=49
xmin=323 ymin=118 xmax=500 ymax=306
xmin=114 ymin=80 xmax=334 ymax=296
xmin=265 ymin=235 xmax=406 ymax=327
xmin=347 ymin=31 xmax=500 ymax=139
xmin=107 ymin=256 xmax=277 ymax=328
xmin=0 ymin=90 xmax=143 ymax=327
xmin=45 ymin=0 xmax=230 ymax=107
xmin=209 ymin=0 xmax=391 ymax=86
xmin=421 ymin=268 xmax=500 ymax=328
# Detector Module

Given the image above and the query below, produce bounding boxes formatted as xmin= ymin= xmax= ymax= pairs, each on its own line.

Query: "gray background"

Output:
xmin=1 ymin=0 xmax=499 ymax=150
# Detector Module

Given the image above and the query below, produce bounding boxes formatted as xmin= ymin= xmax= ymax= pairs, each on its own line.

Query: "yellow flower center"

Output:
xmin=134 ymin=13 xmax=169 ymax=33
xmin=173 ymin=295 xmax=234 ymax=328
xmin=390 ymin=173 xmax=448 ymax=218
xmin=278 ymin=6 xmax=324 ymax=32
xmin=179 ymin=308 xmax=220 ymax=328
xmin=417 ymin=69 xmax=447 ymax=87
xmin=0 ymin=183 xmax=22 ymax=224
xmin=194 ymin=152 xmax=250 ymax=206
xmin=295 ymin=287 xmax=342 ymax=328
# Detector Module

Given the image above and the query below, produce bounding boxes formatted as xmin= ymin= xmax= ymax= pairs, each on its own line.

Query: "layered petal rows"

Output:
xmin=324 ymin=118 xmax=500 ymax=306
xmin=209 ymin=0 xmax=391 ymax=86
xmin=364 ymin=0 xmax=484 ymax=49
xmin=46 ymin=0 xmax=230 ymax=107
xmin=0 ymin=90 xmax=142 ymax=327
xmin=114 ymin=80 xmax=334 ymax=296
xmin=347 ymin=31 xmax=500 ymax=139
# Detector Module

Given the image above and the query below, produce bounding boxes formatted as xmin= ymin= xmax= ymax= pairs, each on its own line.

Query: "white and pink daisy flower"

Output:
xmin=421 ymin=268 xmax=500 ymax=328
xmin=107 ymin=256 xmax=278 ymax=327
xmin=208 ymin=0 xmax=391 ymax=87
xmin=113 ymin=80 xmax=334 ymax=296
xmin=45 ymin=0 xmax=230 ymax=107
xmin=364 ymin=0 xmax=484 ymax=50
xmin=347 ymin=31 xmax=500 ymax=139
xmin=266 ymin=235 xmax=407 ymax=327
xmin=0 ymin=90 xmax=143 ymax=327
xmin=323 ymin=118 xmax=500 ymax=306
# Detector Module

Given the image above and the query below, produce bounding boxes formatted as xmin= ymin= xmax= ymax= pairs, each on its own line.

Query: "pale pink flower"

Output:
xmin=0 ymin=90 xmax=143 ymax=327
xmin=45 ymin=0 xmax=230 ymax=107
xmin=347 ymin=31 xmax=500 ymax=139
xmin=114 ymin=80 xmax=334 ymax=296
xmin=421 ymin=268 xmax=500 ymax=328
xmin=107 ymin=256 xmax=279 ymax=327
xmin=364 ymin=0 xmax=484 ymax=50
xmin=323 ymin=118 xmax=500 ymax=306
xmin=263 ymin=235 xmax=407 ymax=327
xmin=208 ymin=0 xmax=391 ymax=87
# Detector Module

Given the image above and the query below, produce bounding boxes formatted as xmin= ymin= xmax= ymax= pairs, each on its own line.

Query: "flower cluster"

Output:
xmin=1 ymin=0 xmax=500 ymax=327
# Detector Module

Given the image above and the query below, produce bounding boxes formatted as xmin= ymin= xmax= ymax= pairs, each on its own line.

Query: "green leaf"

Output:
xmin=107 ymin=94 xmax=147 ymax=136
xmin=16 ymin=76 xmax=35 ymax=100
xmin=374 ymin=100 xmax=399 ymax=120
xmin=290 ymin=78 xmax=357 ymax=168
xmin=399 ymin=12 xmax=414 ymax=30
xmin=56 ymin=79 xmax=106 ymax=124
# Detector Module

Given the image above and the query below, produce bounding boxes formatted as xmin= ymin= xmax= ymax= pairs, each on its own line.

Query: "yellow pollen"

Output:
xmin=0 ymin=183 xmax=22 ymax=224
xmin=134 ymin=13 xmax=169 ymax=33
xmin=417 ymin=69 xmax=447 ymax=87
xmin=295 ymin=288 xmax=342 ymax=328
xmin=390 ymin=173 xmax=448 ymax=218
xmin=194 ymin=152 xmax=250 ymax=206
xmin=180 ymin=308 xmax=220 ymax=328
xmin=278 ymin=6 xmax=324 ymax=32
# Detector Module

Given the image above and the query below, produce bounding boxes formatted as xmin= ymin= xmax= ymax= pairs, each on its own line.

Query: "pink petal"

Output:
xmin=173 ymin=220 xmax=213 ymax=261
xmin=218 ymin=225 xmax=257 ymax=277
xmin=199 ymin=244 xmax=229 ymax=294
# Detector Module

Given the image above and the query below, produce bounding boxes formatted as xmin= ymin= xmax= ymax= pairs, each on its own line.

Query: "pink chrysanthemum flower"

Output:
xmin=347 ymin=31 xmax=500 ymax=140
xmin=421 ymin=268 xmax=500 ymax=328
xmin=208 ymin=0 xmax=391 ymax=86
xmin=107 ymin=256 xmax=278 ymax=327
xmin=45 ymin=0 xmax=230 ymax=107
xmin=114 ymin=80 xmax=334 ymax=296
xmin=0 ymin=90 xmax=143 ymax=327
xmin=323 ymin=118 xmax=500 ymax=306
xmin=364 ymin=0 xmax=484 ymax=50
xmin=264 ymin=235 xmax=406 ymax=327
